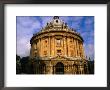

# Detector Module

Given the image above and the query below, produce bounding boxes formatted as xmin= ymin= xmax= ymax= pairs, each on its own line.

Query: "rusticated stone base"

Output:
xmin=31 ymin=56 xmax=89 ymax=74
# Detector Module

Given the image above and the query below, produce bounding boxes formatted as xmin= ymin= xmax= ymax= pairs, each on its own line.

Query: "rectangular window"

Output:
xmin=44 ymin=51 xmax=47 ymax=56
xmin=70 ymin=50 xmax=73 ymax=57
xmin=56 ymin=39 xmax=61 ymax=46
xmin=57 ymin=50 xmax=61 ymax=55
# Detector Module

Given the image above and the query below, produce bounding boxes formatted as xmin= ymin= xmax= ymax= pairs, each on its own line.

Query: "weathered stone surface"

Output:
xmin=30 ymin=16 xmax=89 ymax=74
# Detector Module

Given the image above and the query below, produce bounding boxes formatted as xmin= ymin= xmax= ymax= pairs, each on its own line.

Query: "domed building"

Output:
xmin=30 ymin=16 xmax=89 ymax=74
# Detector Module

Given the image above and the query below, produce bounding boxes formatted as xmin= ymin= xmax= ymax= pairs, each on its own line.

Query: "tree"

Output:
xmin=16 ymin=55 xmax=21 ymax=74
xmin=88 ymin=60 xmax=94 ymax=74
xmin=20 ymin=56 xmax=33 ymax=74
xmin=89 ymin=57 xmax=91 ymax=61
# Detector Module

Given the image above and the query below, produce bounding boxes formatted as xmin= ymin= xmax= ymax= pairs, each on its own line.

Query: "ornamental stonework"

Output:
xmin=30 ymin=16 xmax=89 ymax=74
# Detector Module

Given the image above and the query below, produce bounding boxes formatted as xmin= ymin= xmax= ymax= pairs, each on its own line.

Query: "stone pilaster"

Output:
xmin=61 ymin=38 xmax=63 ymax=55
xmin=76 ymin=40 xmax=79 ymax=57
xmin=49 ymin=65 xmax=53 ymax=74
xmin=64 ymin=37 xmax=67 ymax=56
xmin=54 ymin=38 xmax=56 ymax=56
xmin=79 ymin=65 xmax=83 ymax=74
xmin=74 ymin=39 xmax=77 ymax=57
xmin=81 ymin=43 xmax=85 ymax=58
xmin=66 ymin=37 xmax=68 ymax=57
xmin=39 ymin=39 xmax=41 ymax=56
xmin=66 ymin=37 xmax=69 ymax=57
xmin=72 ymin=38 xmax=74 ymax=57
xmin=80 ymin=43 xmax=82 ymax=57
xmin=54 ymin=37 xmax=56 ymax=56
xmin=79 ymin=42 xmax=81 ymax=57
xmin=40 ymin=38 xmax=43 ymax=57
xmin=51 ymin=37 xmax=55 ymax=57
xmin=48 ymin=37 xmax=50 ymax=57
xmin=46 ymin=66 xmax=50 ymax=74
xmin=67 ymin=37 xmax=70 ymax=57
xmin=73 ymin=39 xmax=75 ymax=57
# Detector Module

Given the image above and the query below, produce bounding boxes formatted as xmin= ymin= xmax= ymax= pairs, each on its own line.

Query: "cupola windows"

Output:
xmin=56 ymin=20 xmax=58 ymax=23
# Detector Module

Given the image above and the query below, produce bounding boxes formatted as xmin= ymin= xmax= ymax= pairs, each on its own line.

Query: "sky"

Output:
xmin=16 ymin=16 xmax=94 ymax=61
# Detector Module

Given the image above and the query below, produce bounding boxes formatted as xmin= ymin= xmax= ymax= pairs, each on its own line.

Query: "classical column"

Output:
xmin=38 ymin=39 xmax=41 ymax=55
xmin=79 ymin=65 xmax=83 ymax=74
xmin=73 ymin=39 xmax=76 ymax=57
xmin=72 ymin=38 xmax=74 ymax=57
xmin=79 ymin=42 xmax=81 ymax=57
xmin=76 ymin=40 xmax=79 ymax=57
xmin=39 ymin=39 xmax=41 ymax=57
xmin=79 ymin=42 xmax=82 ymax=57
xmin=40 ymin=39 xmax=42 ymax=57
xmin=74 ymin=39 xmax=77 ymax=57
xmin=54 ymin=37 xmax=56 ymax=56
xmin=64 ymin=37 xmax=67 ymax=56
xmin=66 ymin=37 xmax=68 ymax=57
xmin=50 ymin=37 xmax=52 ymax=56
xmin=40 ymin=38 xmax=43 ymax=57
xmin=51 ymin=36 xmax=55 ymax=57
xmin=53 ymin=66 xmax=54 ymax=74
xmin=46 ymin=65 xmax=50 ymax=74
xmin=67 ymin=37 xmax=70 ymax=57
xmin=80 ymin=42 xmax=82 ymax=58
xmin=49 ymin=62 xmax=53 ymax=74
xmin=48 ymin=37 xmax=50 ymax=57
xmin=77 ymin=40 xmax=80 ymax=57
xmin=78 ymin=41 xmax=80 ymax=57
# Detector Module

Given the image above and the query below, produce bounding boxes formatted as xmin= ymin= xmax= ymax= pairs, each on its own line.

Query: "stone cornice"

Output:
xmin=30 ymin=30 xmax=84 ymax=44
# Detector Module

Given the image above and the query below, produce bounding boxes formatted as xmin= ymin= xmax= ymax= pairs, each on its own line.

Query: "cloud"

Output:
xmin=17 ymin=16 xmax=94 ymax=60
xmin=84 ymin=43 xmax=94 ymax=60
xmin=84 ymin=16 xmax=94 ymax=25
xmin=39 ymin=16 xmax=52 ymax=28
xmin=68 ymin=16 xmax=84 ymax=31
xmin=16 ymin=16 xmax=41 ymax=57
xmin=60 ymin=16 xmax=71 ymax=22
xmin=17 ymin=36 xmax=31 ymax=57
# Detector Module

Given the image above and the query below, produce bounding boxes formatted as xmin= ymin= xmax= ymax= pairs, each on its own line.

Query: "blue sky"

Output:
xmin=16 ymin=16 xmax=94 ymax=60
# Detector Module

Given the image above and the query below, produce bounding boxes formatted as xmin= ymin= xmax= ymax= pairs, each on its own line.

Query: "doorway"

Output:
xmin=55 ymin=62 xmax=64 ymax=74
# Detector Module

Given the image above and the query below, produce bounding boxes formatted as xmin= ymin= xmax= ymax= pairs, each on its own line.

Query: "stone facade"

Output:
xmin=30 ymin=16 xmax=89 ymax=74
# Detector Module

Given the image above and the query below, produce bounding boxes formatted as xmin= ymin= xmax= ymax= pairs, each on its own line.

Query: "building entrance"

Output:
xmin=55 ymin=62 xmax=64 ymax=74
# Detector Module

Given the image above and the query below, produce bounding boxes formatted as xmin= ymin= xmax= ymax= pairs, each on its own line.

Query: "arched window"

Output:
xmin=84 ymin=64 xmax=88 ymax=74
xmin=55 ymin=62 xmax=64 ymax=74
xmin=73 ymin=64 xmax=78 ymax=74
xmin=44 ymin=51 xmax=47 ymax=56
xmin=70 ymin=40 xmax=72 ymax=43
xmin=56 ymin=20 xmax=58 ymax=23
xmin=45 ymin=40 xmax=47 ymax=43
xmin=39 ymin=63 xmax=46 ymax=74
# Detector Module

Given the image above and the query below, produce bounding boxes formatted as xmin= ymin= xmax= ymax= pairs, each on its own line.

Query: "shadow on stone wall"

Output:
xmin=16 ymin=55 xmax=94 ymax=74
